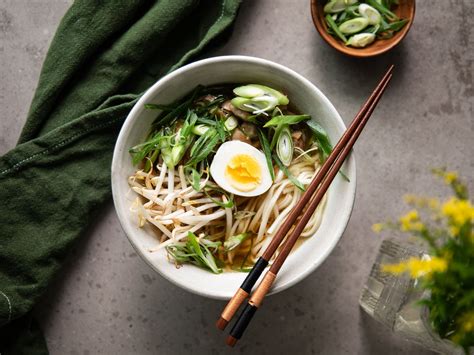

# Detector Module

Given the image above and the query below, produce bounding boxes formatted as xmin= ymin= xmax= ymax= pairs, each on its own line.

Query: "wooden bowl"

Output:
xmin=311 ymin=0 xmax=415 ymax=57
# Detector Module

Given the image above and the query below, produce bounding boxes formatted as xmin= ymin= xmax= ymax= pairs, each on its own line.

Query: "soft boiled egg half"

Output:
xmin=210 ymin=141 xmax=273 ymax=197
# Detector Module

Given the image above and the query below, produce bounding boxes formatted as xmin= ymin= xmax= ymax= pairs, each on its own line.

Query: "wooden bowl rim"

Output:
xmin=310 ymin=0 xmax=416 ymax=58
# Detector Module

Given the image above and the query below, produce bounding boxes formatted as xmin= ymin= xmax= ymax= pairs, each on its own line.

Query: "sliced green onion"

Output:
xmin=196 ymin=117 xmax=217 ymax=126
xmin=200 ymin=238 xmax=222 ymax=250
xmin=358 ymin=4 xmax=382 ymax=25
xmin=166 ymin=234 xmax=224 ymax=272
xmin=233 ymin=84 xmax=289 ymax=105
xmin=166 ymin=113 xmax=196 ymax=167
xmin=186 ymin=232 xmax=222 ymax=274
xmin=204 ymin=185 xmax=234 ymax=208
xmin=366 ymin=0 xmax=398 ymax=21
xmin=160 ymin=138 xmax=174 ymax=168
xmin=264 ymin=114 xmax=310 ymax=127
xmin=165 ymin=242 xmax=191 ymax=263
xmin=305 ymin=121 xmax=350 ymax=182
xmin=257 ymin=128 xmax=275 ymax=181
xmin=325 ymin=14 xmax=347 ymax=42
xmin=231 ymin=84 xmax=289 ymax=115
xmin=381 ymin=18 xmax=408 ymax=32
xmin=224 ymin=233 xmax=249 ymax=251
xmin=224 ymin=116 xmax=238 ymax=131
xmin=192 ymin=124 xmax=210 ymax=136
xmin=276 ymin=125 xmax=293 ymax=167
xmin=339 ymin=17 xmax=369 ymax=34
xmin=151 ymin=85 xmax=203 ymax=130
xmin=186 ymin=167 xmax=202 ymax=191
xmin=305 ymin=120 xmax=332 ymax=159
xmin=171 ymin=144 xmax=186 ymax=166
xmin=231 ymin=96 xmax=279 ymax=115
xmin=344 ymin=0 xmax=358 ymax=5
xmin=337 ymin=11 xmax=347 ymax=24
xmin=324 ymin=0 xmax=347 ymax=13
xmin=347 ymin=33 xmax=376 ymax=47
xmin=143 ymin=149 xmax=159 ymax=171
xmin=270 ymin=124 xmax=285 ymax=150
xmin=215 ymin=119 xmax=228 ymax=142
xmin=144 ymin=103 xmax=175 ymax=111
xmin=187 ymin=128 xmax=220 ymax=167
xmin=234 ymin=235 xmax=254 ymax=273
xmin=233 ymin=85 xmax=265 ymax=98
xmin=129 ymin=130 xmax=164 ymax=166
xmin=366 ymin=24 xmax=380 ymax=34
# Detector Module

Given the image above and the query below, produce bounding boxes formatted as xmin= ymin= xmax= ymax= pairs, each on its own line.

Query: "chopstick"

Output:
xmin=224 ymin=67 xmax=394 ymax=346
xmin=216 ymin=65 xmax=395 ymax=333
xmin=226 ymin=69 xmax=393 ymax=346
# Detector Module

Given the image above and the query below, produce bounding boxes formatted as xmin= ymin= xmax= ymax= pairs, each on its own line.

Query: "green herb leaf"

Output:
xmin=264 ymin=114 xmax=310 ymax=127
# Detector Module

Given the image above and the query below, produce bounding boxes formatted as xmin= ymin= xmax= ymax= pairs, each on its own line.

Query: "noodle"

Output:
xmin=127 ymin=83 xmax=334 ymax=272
xmin=129 ymin=149 xmax=325 ymax=267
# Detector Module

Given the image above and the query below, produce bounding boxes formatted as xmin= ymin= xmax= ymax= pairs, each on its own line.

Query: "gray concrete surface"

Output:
xmin=1 ymin=0 xmax=472 ymax=354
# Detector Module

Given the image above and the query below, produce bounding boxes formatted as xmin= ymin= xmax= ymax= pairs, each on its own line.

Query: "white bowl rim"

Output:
xmin=111 ymin=55 xmax=356 ymax=300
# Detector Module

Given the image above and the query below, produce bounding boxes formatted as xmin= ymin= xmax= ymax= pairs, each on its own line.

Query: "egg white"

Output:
xmin=210 ymin=141 xmax=273 ymax=197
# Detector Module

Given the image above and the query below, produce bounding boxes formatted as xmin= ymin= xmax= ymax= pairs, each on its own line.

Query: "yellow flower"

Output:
xmin=403 ymin=194 xmax=417 ymax=204
xmin=382 ymin=256 xmax=448 ymax=278
xmin=443 ymin=171 xmax=458 ymax=185
xmin=382 ymin=262 xmax=407 ymax=274
xmin=449 ymin=225 xmax=460 ymax=237
xmin=457 ymin=311 xmax=474 ymax=333
xmin=403 ymin=195 xmax=440 ymax=210
xmin=372 ymin=223 xmax=384 ymax=233
xmin=441 ymin=197 xmax=474 ymax=226
xmin=428 ymin=198 xmax=440 ymax=210
xmin=399 ymin=210 xmax=424 ymax=232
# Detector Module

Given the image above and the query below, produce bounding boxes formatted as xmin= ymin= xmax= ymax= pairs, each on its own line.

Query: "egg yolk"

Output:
xmin=225 ymin=154 xmax=262 ymax=192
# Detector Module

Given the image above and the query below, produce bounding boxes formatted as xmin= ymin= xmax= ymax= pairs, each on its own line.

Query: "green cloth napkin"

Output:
xmin=0 ymin=0 xmax=241 ymax=353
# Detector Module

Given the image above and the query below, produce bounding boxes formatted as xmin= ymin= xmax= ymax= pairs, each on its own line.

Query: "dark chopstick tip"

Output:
xmin=226 ymin=335 xmax=238 ymax=347
xmin=216 ymin=317 xmax=228 ymax=331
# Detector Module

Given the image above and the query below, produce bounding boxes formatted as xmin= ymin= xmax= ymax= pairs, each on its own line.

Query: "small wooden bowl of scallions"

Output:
xmin=311 ymin=0 xmax=415 ymax=57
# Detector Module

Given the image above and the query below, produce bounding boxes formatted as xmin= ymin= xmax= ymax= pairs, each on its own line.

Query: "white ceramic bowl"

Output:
xmin=112 ymin=55 xmax=356 ymax=300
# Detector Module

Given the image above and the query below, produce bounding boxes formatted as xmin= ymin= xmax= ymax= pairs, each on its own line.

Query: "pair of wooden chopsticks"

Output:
xmin=216 ymin=65 xmax=395 ymax=347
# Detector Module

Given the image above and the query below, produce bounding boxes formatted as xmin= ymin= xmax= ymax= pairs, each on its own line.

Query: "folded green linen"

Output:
xmin=0 ymin=0 xmax=241 ymax=353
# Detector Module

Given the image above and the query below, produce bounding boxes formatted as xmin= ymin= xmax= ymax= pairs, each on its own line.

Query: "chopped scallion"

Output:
xmin=276 ymin=125 xmax=294 ymax=167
